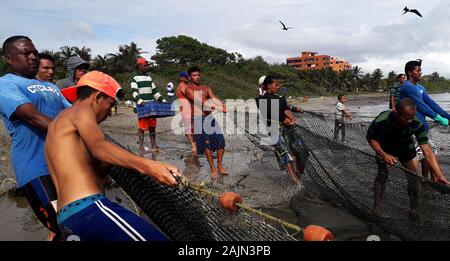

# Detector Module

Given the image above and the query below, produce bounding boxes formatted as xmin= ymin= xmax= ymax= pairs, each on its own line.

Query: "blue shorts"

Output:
xmin=193 ymin=116 xmax=225 ymax=154
xmin=57 ymin=194 xmax=168 ymax=241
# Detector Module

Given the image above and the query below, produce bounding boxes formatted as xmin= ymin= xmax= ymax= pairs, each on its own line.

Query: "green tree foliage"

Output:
xmin=1 ymin=35 xmax=450 ymax=98
xmin=152 ymin=35 xmax=238 ymax=66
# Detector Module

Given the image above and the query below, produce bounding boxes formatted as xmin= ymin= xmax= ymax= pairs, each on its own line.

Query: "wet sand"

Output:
xmin=0 ymin=95 xmax=398 ymax=241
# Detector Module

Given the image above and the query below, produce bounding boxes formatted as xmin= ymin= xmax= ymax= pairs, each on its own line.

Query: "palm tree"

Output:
xmin=72 ymin=46 xmax=92 ymax=62
xmin=57 ymin=46 xmax=76 ymax=65
xmin=91 ymin=55 xmax=109 ymax=73
xmin=118 ymin=42 xmax=147 ymax=72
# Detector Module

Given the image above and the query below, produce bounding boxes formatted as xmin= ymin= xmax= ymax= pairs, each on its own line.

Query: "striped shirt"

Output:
xmin=366 ymin=110 xmax=428 ymax=149
xmin=389 ymin=83 xmax=400 ymax=109
xmin=130 ymin=73 xmax=165 ymax=105
xmin=166 ymin=82 xmax=175 ymax=97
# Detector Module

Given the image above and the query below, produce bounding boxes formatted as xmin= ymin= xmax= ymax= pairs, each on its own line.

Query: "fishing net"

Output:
xmin=283 ymin=111 xmax=450 ymax=241
xmin=105 ymin=134 xmax=297 ymax=241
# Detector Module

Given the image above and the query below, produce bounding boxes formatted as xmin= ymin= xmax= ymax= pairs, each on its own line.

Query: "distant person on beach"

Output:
xmin=184 ymin=66 xmax=227 ymax=177
xmin=333 ymin=95 xmax=352 ymax=142
xmin=258 ymin=75 xmax=266 ymax=96
xmin=0 ymin=36 xmax=71 ymax=240
xmin=35 ymin=53 xmax=56 ymax=83
xmin=389 ymin=73 xmax=406 ymax=111
xmin=256 ymin=75 xmax=303 ymax=185
xmin=399 ymin=59 xmax=450 ymax=179
xmin=131 ymin=57 xmax=166 ymax=156
xmin=176 ymin=71 xmax=196 ymax=155
xmin=166 ymin=82 xmax=175 ymax=103
xmin=55 ymin=56 xmax=89 ymax=89
xmin=46 ymin=70 xmax=180 ymax=241
xmin=366 ymin=98 xmax=449 ymax=220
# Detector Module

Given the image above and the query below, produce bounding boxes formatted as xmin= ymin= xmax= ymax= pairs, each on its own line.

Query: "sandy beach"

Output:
xmin=0 ymin=94 xmax=406 ymax=240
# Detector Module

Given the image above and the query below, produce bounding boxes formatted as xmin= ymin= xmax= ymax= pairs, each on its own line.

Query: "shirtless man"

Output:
xmin=45 ymin=71 xmax=180 ymax=241
xmin=175 ymin=71 xmax=196 ymax=155
xmin=184 ymin=66 xmax=227 ymax=177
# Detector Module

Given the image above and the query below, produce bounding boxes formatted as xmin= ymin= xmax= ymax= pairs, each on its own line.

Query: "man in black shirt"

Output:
xmin=256 ymin=75 xmax=302 ymax=185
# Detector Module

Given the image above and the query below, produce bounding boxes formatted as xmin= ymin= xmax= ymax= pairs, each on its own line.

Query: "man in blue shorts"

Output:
xmin=185 ymin=66 xmax=228 ymax=177
xmin=0 ymin=36 xmax=71 ymax=240
xmin=46 ymin=70 xmax=181 ymax=241
xmin=366 ymin=98 xmax=449 ymax=219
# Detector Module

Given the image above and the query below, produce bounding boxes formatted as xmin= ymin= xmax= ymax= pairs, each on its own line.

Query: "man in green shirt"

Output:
xmin=389 ymin=73 xmax=406 ymax=111
xmin=131 ymin=58 xmax=166 ymax=156
xmin=367 ymin=98 xmax=449 ymax=219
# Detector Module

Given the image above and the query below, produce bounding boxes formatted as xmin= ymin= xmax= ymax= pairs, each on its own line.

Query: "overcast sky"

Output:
xmin=1 ymin=0 xmax=449 ymax=76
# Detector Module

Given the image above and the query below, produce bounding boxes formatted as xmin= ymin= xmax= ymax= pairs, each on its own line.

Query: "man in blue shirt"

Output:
xmin=399 ymin=59 xmax=450 ymax=180
xmin=0 ymin=36 xmax=71 ymax=240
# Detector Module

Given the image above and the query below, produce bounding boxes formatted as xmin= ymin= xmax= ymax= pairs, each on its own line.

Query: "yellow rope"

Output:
xmin=119 ymin=188 xmax=142 ymax=216
xmin=180 ymin=177 xmax=304 ymax=234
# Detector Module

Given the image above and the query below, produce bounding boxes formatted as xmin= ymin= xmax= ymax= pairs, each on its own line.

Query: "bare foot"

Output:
xmin=217 ymin=166 xmax=229 ymax=175
xmin=151 ymin=146 xmax=165 ymax=153
xmin=211 ymin=168 xmax=219 ymax=177
xmin=433 ymin=176 xmax=450 ymax=185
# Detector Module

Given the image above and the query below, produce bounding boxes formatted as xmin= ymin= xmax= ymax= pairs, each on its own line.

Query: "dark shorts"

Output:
xmin=21 ymin=175 xmax=61 ymax=236
xmin=57 ymin=194 xmax=168 ymax=241
xmin=273 ymin=130 xmax=294 ymax=170
xmin=193 ymin=116 xmax=225 ymax=154
xmin=379 ymin=140 xmax=417 ymax=163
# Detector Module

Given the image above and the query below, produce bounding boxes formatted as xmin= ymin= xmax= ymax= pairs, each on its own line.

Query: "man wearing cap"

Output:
xmin=0 ymin=36 xmax=71 ymax=240
xmin=176 ymin=71 xmax=196 ymax=155
xmin=56 ymin=56 xmax=90 ymax=89
xmin=258 ymin=75 xmax=266 ymax=96
xmin=131 ymin=57 xmax=166 ymax=156
xmin=47 ymin=70 xmax=181 ymax=241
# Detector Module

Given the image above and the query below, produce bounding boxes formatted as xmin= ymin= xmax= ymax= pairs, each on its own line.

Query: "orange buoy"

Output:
xmin=303 ymin=225 xmax=334 ymax=241
xmin=219 ymin=192 xmax=242 ymax=212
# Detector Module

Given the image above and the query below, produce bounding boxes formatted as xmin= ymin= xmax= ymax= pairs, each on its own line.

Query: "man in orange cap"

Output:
xmin=46 ymin=70 xmax=181 ymax=240
xmin=131 ymin=57 xmax=166 ymax=156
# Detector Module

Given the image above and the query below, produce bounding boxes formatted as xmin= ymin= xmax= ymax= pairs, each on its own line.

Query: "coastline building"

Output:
xmin=286 ymin=51 xmax=352 ymax=72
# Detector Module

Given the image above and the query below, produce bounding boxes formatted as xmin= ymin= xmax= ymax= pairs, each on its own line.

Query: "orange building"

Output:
xmin=286 ymin=51 xmax=352 ymax=72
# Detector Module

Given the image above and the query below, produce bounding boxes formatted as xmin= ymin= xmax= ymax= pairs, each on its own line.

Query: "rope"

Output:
xmin=1 ymin=177 xmax=17 ymax=194
xmin=119 ymin=187 xmax=142 ymax=216
xmin=180 ymin=177 xmax=304 ymax=235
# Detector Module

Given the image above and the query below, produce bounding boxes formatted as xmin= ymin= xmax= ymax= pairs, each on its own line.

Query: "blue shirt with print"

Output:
xmin=0 ymin=73 xmax=71 ymax=187
xmin=399 ymin=80 xmax=450 ymax=131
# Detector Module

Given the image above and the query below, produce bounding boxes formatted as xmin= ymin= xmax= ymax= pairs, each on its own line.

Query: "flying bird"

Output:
xmin=402 ymin=6 xmax=423 ymax=17
xmin=279 ymin=20 xmax=293 ymax=30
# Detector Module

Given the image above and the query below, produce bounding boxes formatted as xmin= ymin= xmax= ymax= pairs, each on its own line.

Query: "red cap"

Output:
xmin=136 ymin=57 xmax=147 ymax=65
xmin=61 ymin=71 xmax=122 ymax=103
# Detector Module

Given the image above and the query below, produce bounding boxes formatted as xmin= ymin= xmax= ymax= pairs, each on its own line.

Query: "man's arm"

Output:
xmin=131 ymin=77 xmax=144 ymax=105
xmin=367 ymin=138 xmax=397 ymax=166
xmin=420 ymin=144 xmax=450 ymax=185
xmin=151 ymin=82 xmax=166 ymax=102
xmin=400 ymin=86 xmax=437 ymax=119
xmin=75 ymin=107 xmax=180 ymax=186
xmin=343 ymin=108 xmax=352 ymax=119
xmin=11 ymin=103 xmax=53 ymax=132
xmin=423 ymin=92 xmax=450 ymax=119
xmin=390 ymin=96 xmax=396 ymax=111
xmin=206 ymin=87 xmax=226 ymax=112
xmin=284 ymin=109 xmax=299 ymax=125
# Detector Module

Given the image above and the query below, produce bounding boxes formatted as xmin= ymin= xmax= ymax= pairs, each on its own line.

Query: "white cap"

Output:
xmin=167 ymin=82 xmax=174 ymax=87
xmin=258 ymin=75 xmax=266 ymax=87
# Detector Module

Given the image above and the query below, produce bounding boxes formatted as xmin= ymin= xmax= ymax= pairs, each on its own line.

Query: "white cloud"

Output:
xmin=1 ymin=0 xmax=449 ymax=76
xmin=67 ymin=21 xmax=96 ymax=38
